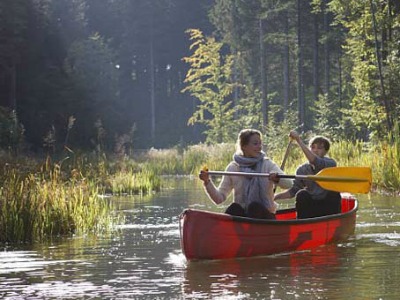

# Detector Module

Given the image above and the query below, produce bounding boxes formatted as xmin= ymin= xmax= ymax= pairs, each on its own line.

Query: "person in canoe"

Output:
xmin=199 ymin=129 xmax=293 ymax=219
xmin=274 ymin=130 xmax=341 ymax=219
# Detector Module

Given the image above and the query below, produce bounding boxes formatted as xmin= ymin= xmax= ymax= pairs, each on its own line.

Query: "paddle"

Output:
xmin=280 ymin=139 xmax=293 ymax=171
xmin=204 ymin=166 xmax=372 ymax=194
xmin=274 ymin=139 xmax=293 ymax=193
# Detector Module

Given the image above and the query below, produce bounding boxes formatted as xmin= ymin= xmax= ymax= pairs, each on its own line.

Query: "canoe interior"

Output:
xmin=180 ymin=194 xmax=358 ymax=260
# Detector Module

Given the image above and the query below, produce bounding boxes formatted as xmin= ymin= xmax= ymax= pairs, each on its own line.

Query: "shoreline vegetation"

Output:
xmin=1 ymin=138 xmax=399 ymax=244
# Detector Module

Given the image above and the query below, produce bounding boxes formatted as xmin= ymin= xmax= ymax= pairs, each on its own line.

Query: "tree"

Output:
xmin=296 ymin=0 xmax=305 ymax=128
xmin=181 ymin=29 xmax=237 ymax=143
xmin=64 ymin=33 xmax=121 ymax=148
xmin=330 ymin=0 xmax=400 ymax=138
xmin=0 ymin=0 xmax=28 ymax=110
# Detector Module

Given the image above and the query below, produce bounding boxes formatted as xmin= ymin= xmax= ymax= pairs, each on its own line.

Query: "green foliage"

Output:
xmin=182 ymin=29 xmax=237 ymax=143
xmin=330 ymin=0 xmax=400 ymax=138
xmin=0 ymin=162 xmax=120 ymax=243
xmin=234 ymin=85 xmax=264 ymax=130
xmin=129 ymin=137 xmax=400 ymax=194
xmin=107 ymin=169 xmax=161 ymax=195
xmin=263 ymin=103 xmax=298 ymax=152
xmin=373 ymin=124 xmax=400 ymax=192
xmin=311 ymin=94 xmax=344 ymax=139
xmin=2 ymin=0 xmax=400 ymax=152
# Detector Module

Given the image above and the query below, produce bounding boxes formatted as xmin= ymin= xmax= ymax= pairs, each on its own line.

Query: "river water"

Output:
xmin=1 ymin=177 xmax=400 ymax=299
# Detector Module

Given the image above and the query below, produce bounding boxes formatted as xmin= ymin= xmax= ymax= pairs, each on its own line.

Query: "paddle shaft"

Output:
xmin=205 ymin=166 xmax=372 ymax=194
xmin=206 ymin=170 xmax=368 ymax=182
xmin=274 ymin=139 xmax=293 ymax=193
xmin=280 ymin=140 xmax=293 ymax=170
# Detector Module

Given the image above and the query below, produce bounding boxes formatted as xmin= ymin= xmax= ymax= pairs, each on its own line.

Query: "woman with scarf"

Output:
xmin=199 ymin=129 xmax=293 ymax=219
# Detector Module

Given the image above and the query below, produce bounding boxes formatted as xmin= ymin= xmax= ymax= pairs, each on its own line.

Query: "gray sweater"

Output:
xmin=288 ymin=156 xmax=337 ymax=200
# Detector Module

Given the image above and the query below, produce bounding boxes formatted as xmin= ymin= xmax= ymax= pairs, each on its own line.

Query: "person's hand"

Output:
xmin=199 ymin=169 xmax=210 ymax=185
xmin=289 ymin=130 xmax=301 ymax=143
xmin=269 ymin=172 xmax=280 ymax=183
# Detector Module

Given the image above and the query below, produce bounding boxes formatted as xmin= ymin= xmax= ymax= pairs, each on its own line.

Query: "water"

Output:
xmin=1 ymin=177 xmax=400 ymax=299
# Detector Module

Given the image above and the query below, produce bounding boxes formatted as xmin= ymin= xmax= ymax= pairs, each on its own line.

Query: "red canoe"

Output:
xmin=179 ymin=194 xmax=358 ymax=260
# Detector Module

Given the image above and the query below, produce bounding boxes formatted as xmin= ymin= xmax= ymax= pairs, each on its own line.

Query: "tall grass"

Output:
xmin=141 ymin=137 xmax=399 ymax=194
xmin=107 ymin=168 xmax=161 ymax=195
xmin=0 ymin=163 xmax=121 ymax=243
xmin=140 ymin=143 xmax=233 ymax=175
xmin=1 ymin=134 xmax=398 ymax=244
xmin=370 ymin=134 xmax=400 ymax=192
xmin=58 ymin=151 xmax=162 ymax=196
xmin=329 ymin=138 xmax=400 ymax=193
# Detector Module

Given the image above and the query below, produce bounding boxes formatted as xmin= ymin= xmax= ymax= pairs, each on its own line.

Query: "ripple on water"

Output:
xmin=356 ymin=232 xmax=400 ymax=246
xmin=0 ymin=251 xmax=73 ymax=274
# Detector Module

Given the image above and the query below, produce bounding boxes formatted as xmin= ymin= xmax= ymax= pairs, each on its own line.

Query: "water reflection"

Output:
xmin=182 ymin=244 xmax=355 ymax=299
xmin=0 ymin=178 xmax=399 ymax=299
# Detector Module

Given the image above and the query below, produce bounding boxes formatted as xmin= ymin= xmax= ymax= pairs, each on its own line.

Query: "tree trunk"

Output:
xmin=232 ymin=53 xmax=239 ymax=120
xmin=150 ymin=35 xmax=156 ymax=144
xmin=313 ymin=12 xmax=319 ymax=104
xmin=297 ymin=0 xmax=304 ymax=128
xmin=338 ymin=54 xmax=342 ymax=111
xmin=282 ymin=10 xmax=290 ymax=121
xmin=10 ymin=63 xmax=17 ymax=111
xmin=323 ymin=0 xmax=330 ymax=97
xmin=370 ymin=0 xmax=392 ymax=131
xmin=259 ymin=18 xmax=268 ymax=127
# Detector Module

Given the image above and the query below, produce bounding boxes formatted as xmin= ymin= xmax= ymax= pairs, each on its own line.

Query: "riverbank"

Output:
xmin=1 ymin=137 xmax=398 ymax=243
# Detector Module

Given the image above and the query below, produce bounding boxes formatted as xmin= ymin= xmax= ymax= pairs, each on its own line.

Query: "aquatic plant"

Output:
xmin=107 ymin=168 xmax=161 ymax=195
xmin=0 ymin=163 xmax=121 ymax=243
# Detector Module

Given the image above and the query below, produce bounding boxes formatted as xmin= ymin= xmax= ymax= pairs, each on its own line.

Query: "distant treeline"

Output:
xmin=0 ymin=0 xmax=399 ymax=154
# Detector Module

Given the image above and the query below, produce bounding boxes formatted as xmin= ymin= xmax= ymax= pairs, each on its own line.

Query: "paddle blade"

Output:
xmin=314 ymin=167 xmax=372 ymax=194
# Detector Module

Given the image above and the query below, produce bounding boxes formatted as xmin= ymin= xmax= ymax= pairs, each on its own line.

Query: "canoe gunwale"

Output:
xmin=180 ymin=199 xmax=358 ymax=226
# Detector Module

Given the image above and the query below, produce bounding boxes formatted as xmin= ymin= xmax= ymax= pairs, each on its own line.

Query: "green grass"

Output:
xmin=249 ymin=137 xmax=399 ymax=194
xmin=0 ymin=164 xmax=121 ymax=243
xmin=136 ymin=138 xmax=400 ymax=194
xmin=1 ymin=135 xmax=399 ymax=244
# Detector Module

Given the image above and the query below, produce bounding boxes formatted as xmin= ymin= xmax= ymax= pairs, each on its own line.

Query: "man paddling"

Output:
xmin=274 ymin=131 xmax=341 ymax=219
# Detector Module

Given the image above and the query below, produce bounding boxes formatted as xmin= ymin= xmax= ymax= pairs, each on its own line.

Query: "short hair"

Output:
xmin=236 ymin=129 xmax=262 ymax=153
xmin=309 ymin=136 xmax=331 ymax=151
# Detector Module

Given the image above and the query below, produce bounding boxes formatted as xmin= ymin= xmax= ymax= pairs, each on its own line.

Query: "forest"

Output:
xmin=1 ymin=0 xmax=400 ymax=243
xmin=0 ymin=0 xmax=399 ymax=153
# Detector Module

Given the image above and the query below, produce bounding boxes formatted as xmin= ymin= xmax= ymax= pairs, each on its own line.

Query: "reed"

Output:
xmin=138 ymin=143 xmax=233 ymax=175
xmin=186 ymin=143 xmax=233 ymax=173
xmin=0 ymin=164 xmax=121 ymax=243
xmin=1 ymin=135 xmax=399 ymax=244
xmin=371 ymin=133 xmax=400 ymax=192
xmin=107 ymin=168 xmax=161 ymax=195
xmin=57 ymin=151 xmax=161 ymax=195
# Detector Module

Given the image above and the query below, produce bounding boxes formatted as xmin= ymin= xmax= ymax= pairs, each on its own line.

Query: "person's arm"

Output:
xmin=274 ymin=189 xmax=292 ymax=200
xmin=274 ymin=165 xmax=306 ymax=200
xmin=199 ymin=165 xmax=234 ymax=205
xmin=289 ymin=130 xmax=317 ymax=164
xmin=267 ymin=160 xmax=293 ymax=189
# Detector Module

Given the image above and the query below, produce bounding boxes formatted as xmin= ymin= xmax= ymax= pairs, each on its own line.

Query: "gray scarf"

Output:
xmin=233 ymin=152 xmax=270 ymax=212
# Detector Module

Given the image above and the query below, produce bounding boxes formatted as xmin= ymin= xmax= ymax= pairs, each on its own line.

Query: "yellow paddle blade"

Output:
xmin=201 ymin=165 xmax=209 ymax=172
xmin=309 ymin=167 xmax=372 ymax=194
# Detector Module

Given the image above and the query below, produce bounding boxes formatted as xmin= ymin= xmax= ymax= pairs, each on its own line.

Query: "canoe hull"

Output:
xmin=180 ymin=195 xmax=358 ymax=260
